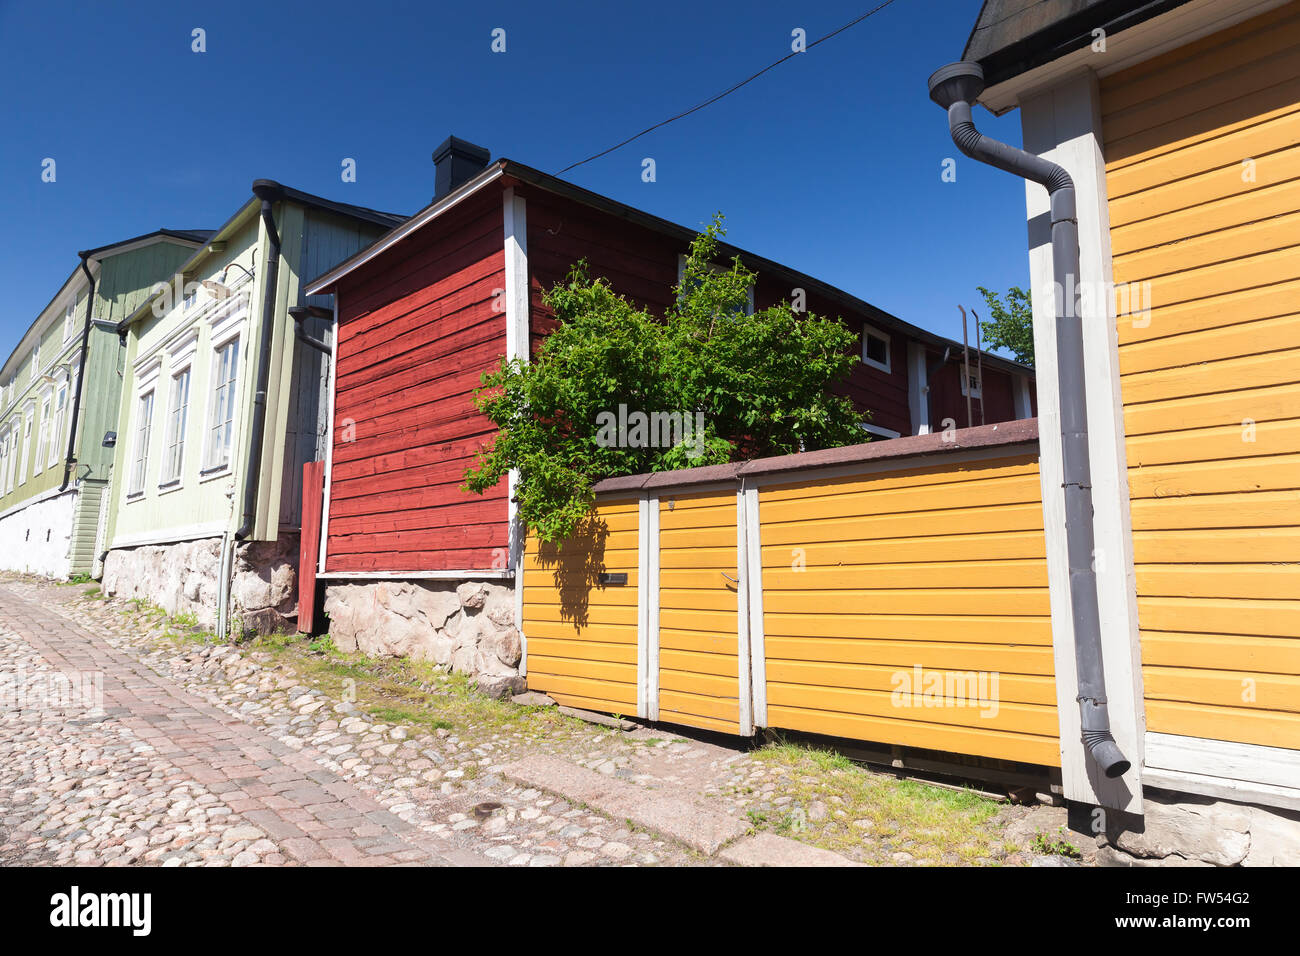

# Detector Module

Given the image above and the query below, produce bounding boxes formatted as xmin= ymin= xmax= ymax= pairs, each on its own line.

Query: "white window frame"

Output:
xmin=128 ymin=389 xmax=155 ymax=498
xmin=202 ymin=331 xmax=241 ymax=476
xmin=63 ymin=300 xmax=77 ymax=342
xmin=33 ymin=393 xmax=51 ymax=477
xmin=19 ymin=408 xmax=32 ymax=485
xmin=47 ymin=372 xmax=69 ymax=471
xmin=861 ymin=323 xmax=892 ymax=374
xmin=0 ymin=429 xmax=9 ymax=496
xmin=161 ymin=364 xmax=192 ymax=488
xmin=961 ymin=367 xmax=983 ymax=400
xmin=676 ymin=254 xmax=755 ymax=315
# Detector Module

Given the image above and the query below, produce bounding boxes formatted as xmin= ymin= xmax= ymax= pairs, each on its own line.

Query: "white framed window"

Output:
xmin=32 ymin=342 xmax=40 ymax=376
xmin=204 ymin=337 xmax=240 ymax=472
xmin=0 ymin=431 xmax=9 ymax=496
xmin=961 ymin=368 xmax=982 ymax=400
xmin=20 ymin=411 xmax=32 ymax=485
xmin=860 ymin=422 xmax=902 ymax=441
xmin=48 ymin=381 xmax=68 ymax=469
xmin=63 ymin=301 xmax=77 ymax=342
xmin=162 ymin=366 xmax=191 ymax=485
xmin=862 ymin=324 xmax=892 ymax=374
xmin=129 ymin=390 xmax=155 ymax=496
xmin=33 ymin=396 xmax=51 ymax=476
xmin=676 ymin=255 xmax=755 ymax=315
xmin=184 ymin=287 xmax=198 ymax=313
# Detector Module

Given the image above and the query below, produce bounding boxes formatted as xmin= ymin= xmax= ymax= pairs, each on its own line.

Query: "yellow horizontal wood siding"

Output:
xmin=658 ymin=490 xmax=742 ymax=734
xmin=522 ymin=498 xmax=640 ymax=714
xmin=1102 ymin=1 xmax=1300 ymax=749
xmin=758 ymin=454 xmax=1059 ymax=767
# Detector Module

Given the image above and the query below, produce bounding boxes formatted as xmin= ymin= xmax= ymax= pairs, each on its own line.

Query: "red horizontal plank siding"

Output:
xmin=324 ymin=188 xmax=508 ymax=574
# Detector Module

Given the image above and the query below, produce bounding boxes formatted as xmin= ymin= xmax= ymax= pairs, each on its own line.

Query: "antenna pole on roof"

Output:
xmin=959 ymin=305 xmax=972 ymax=429
xmin=973 ymin=308 xmax=986 ymax=426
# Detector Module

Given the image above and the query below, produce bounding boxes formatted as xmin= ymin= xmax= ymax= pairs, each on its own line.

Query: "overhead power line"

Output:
xmin=556 ymin=0 xmax=903 ymax=175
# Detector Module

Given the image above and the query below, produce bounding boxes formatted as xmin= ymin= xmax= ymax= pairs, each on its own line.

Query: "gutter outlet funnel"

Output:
xmin=929 ymin=61 xmax=1129 ymax=781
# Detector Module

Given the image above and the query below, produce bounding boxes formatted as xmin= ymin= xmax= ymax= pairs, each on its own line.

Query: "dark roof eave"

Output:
xmin=116 ymin=182 xmax=407 ymax=334
xmin=306 ymin=158 xmax=1034 ymax=378
xmin=963 ymin=0 xmax=1193 ymax=89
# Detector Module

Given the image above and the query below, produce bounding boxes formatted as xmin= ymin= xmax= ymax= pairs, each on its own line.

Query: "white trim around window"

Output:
xmin=128 ymin=388 xmax=155 ymax=498
xmin=202 ymin=332 xmax=241 ymax=478
xmin=160 ymin=364 xmax=192 ymax=491
xmin=861 ymin=323 xmax=892 ymax=374
xmin=861 ymin=422 xmax=902 ymax=440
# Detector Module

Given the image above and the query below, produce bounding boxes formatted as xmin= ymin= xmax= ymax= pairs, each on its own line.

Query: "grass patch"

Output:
xmin=366 ymin=705 xmax=453 ymax=731
xmin=749 ymin=737 xmax=1006 ymax=865
xmin=1030 ymin=827 xmax=1081 ymax=858
xmin=247 ymin=629 xmax=583 ymax=745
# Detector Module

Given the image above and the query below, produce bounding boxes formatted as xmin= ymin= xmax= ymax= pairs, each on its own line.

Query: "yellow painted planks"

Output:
xmin=758 ymin=454 xmax=1057 ymax=764
xmin=656 ymin=490 xmax=743 ymax=736
xmin=522 ymin=497 xmax=642 ymax=712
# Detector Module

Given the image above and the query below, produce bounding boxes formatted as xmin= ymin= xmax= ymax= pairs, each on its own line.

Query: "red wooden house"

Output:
xmin=303 ymin=137 xmax=1036 ymax=612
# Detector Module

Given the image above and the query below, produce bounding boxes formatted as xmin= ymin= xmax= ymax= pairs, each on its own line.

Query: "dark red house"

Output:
xmin=304 ymin=138 xmax=1036 ymax=582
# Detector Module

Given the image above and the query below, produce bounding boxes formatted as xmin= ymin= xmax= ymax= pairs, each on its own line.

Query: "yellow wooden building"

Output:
xmin=522 ymin=2 xmax=1299 ymax=855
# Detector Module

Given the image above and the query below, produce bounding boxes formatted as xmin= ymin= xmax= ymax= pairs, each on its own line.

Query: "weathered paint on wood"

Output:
xmin=1102 ymin=1 xmax=1300 ymax=750
xmin=323 ymin=190 xmax=507 ymax=573
xmin=758 ymin=453 xmax=1059 ymax=767
xmin=298 ymin=460 xmax=325 ymax=633
xmin=657 ymin=489 xmax=743 ymax=734
xmin=521 ymin=497 xmax=641 ymax=713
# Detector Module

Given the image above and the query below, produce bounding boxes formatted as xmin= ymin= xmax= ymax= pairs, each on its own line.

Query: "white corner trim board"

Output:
xmin=1021 ymin=70 xmax=1145 ymax=814
xmin=318 ymin=294 xmax=340 ymax=575
xmin=503 ymin=187 xmax=529 ymax=579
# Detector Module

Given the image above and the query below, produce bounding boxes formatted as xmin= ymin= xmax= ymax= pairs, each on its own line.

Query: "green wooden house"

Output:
xmin=101 ymin=181 xmax=404 ymax=634
xmin=0 ymin=230 xmax=209 ymax=578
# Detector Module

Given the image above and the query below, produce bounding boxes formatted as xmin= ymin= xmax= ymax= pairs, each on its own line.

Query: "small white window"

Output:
xmin=32 ymin=342 xmax=40 ymax=375
xmin=205 ymin=337 xmax=240 ymax=471
xmin=184 ymin=287 xmax=198 ymax=313
xmin=34 ymin=397 xmax=51 ymax=475
xmin=64 ymin=301 xmax=78 ymax=342
xmin=162 ymin=367 xmax=191 ymax=485
xmin=861 ymin=324 xmax=891 ymax=374
xmin=961 ymin=368 xmax=982 ymax=400
xmin=129 ymin=390 xmax=154 ymax=496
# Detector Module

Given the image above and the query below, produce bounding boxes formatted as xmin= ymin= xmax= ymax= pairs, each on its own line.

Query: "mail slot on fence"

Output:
xmin=598 ymin=572 xmax=628 ymax=586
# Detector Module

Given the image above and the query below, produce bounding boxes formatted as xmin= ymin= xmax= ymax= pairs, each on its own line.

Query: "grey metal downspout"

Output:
xmin=235 ymin=180 xmax=285 ymax=540
xmin=59 ymin=254 xmax=97 ymax=491
xmin=928 ymin=61 xmax=1130 ymax=779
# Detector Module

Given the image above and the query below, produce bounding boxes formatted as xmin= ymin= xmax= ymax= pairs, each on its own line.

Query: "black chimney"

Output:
xmin=432 ymin=136 xmax=490 ymax=200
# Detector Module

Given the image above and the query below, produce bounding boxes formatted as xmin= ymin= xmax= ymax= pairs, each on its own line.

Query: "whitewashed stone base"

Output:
xmin=1097 ymin=790 xmax=1300 ymax=866
xmin=323 ymin=579 xmax=523 ymax=696
xmin=0 ymin=489 xmax=78 ymax=579
xmin=102 ymin=533 xmax=299 ymax=634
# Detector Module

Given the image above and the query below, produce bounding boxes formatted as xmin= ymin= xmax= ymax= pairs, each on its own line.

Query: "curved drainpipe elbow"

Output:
xmin=928 ymin=61 xmax=1129 ymax=780
xmin=60 ymin=254 xmax=97 ymax=492
xmin=235 ymin=179 xmax=285 ymax=541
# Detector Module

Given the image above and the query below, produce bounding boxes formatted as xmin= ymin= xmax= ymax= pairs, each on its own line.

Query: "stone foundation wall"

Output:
xmin=323 ymin=579 xmax=523 ymax=697
xmin=102 ymin=533 xmax=299 ymax=634
xmin=1093 ymin=789 xmax=1300 ymax=866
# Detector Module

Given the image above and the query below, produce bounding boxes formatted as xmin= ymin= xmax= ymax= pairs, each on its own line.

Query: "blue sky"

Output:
xmin=0 ymin=0 xmax=1030 ymax=352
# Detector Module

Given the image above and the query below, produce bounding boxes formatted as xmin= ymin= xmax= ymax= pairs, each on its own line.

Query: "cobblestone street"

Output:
xmin=0 ymin=576 xmax=1061 ymax=867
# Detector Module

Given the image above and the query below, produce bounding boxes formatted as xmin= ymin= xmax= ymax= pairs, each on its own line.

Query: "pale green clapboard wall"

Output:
xmin=0 ymin=238 xmax=198 ymax=574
